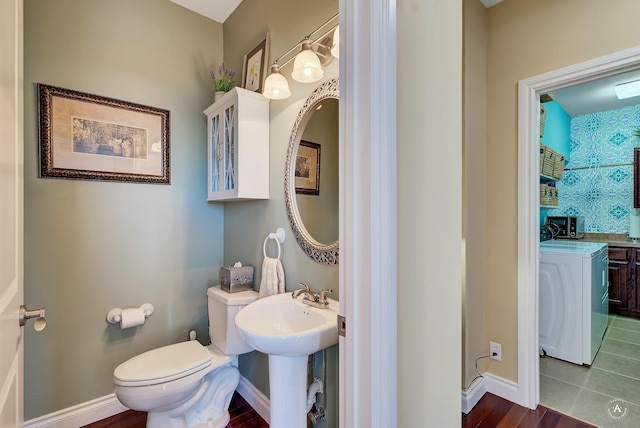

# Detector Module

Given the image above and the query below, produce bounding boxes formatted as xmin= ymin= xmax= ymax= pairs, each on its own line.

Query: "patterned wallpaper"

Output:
xmin=548 ymin=104 xmax=640 ymax=233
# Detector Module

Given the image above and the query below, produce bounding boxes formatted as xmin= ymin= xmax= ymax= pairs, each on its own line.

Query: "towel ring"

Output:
xmin=263 ymin=228 xmax=286 ymax=260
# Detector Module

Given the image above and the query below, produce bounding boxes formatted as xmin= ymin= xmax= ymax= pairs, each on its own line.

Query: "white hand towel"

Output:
xmin=259 ymin=257 xmax=285 ymax=298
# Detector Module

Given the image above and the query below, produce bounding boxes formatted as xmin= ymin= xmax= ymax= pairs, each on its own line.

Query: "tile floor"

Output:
xmin=540 ymin=315 xmax=640 ymax=427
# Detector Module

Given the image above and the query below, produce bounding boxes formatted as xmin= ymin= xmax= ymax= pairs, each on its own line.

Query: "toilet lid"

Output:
xmin=114 ymin=341 xmax=212 ymax=386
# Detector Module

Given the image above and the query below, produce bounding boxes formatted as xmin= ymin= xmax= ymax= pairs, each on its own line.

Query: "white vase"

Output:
xmin=214 ymin=91 xmax=226 ymax=102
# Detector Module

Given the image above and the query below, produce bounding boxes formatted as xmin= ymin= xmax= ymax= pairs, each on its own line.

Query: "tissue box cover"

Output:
xmin=220 ymin=265 xmax=254 ymax=293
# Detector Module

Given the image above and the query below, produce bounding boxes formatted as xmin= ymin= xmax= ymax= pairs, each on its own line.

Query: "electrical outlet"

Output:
xmin=490 ymin=341 xmax=502 ymax=361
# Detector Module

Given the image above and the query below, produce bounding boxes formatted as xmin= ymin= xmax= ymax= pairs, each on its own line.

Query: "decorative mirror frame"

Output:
xmin=285 ymin=78 xmax=339 ymax=265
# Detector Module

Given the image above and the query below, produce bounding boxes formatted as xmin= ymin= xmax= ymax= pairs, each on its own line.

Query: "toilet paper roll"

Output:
xmin=120 ymin=307 xmax=146 ymax=329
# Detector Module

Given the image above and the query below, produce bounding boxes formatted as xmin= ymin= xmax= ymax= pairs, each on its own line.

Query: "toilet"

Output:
xmin=113 ymin=286 xmax=258 ymax=428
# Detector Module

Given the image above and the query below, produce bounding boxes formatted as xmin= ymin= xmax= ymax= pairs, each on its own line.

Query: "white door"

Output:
xmin=0 ymin=0 xmax=24 ymax=425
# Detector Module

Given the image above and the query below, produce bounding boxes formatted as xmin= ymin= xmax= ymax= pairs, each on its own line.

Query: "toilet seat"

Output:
xmin=114 ymin=341 xmax=216 ymax=387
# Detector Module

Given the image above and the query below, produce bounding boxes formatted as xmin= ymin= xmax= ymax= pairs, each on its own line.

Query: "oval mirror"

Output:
xmin=285 ymin=78 xmax=339 ymax=265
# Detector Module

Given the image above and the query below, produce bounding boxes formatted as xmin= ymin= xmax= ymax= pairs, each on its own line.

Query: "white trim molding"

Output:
xmin=461 ymin=371 xmax=521 ymax=415
xmin=236 ymin=375 xmax=270 ymax=424
xmin=517 ymin=45 xmax=640 ymax=410
xmin=23 ymin=375 xmax=269 ymax=428
xmin=484 ymin=373 xmax=520 ymax=405
xmin=461 ymin=377 xmax=486 ymax=414
xmin=340 ymin=0 xmax=397 ymax=427
xmin=24 ymin=394 xmax=127 ymax=428
xmin=461 ymin=372 xmax=518 ymax=414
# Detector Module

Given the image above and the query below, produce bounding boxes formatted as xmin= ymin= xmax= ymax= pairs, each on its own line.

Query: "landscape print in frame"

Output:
xmin=38 ymin=83 xmax=170 ymax=184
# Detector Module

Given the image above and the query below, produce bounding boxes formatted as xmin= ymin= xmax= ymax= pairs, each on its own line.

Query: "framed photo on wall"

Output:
xmin=37 ymin=83 xmax=170 ymax=184
xmin=241 ymin=33 xmax=270 ymax=94
xmin=295 ymin=140 xmax=321 ymax=195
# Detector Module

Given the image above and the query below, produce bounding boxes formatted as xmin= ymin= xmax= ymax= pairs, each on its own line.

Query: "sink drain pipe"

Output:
xmin=306 ymin=377 xmax=323 ymax=412
xmin=307 ymin=349 xmax=327 ymax=425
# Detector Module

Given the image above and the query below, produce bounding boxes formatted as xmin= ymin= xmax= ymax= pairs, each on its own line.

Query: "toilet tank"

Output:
xmin=207 ymin=286 xmax=258 ymax=355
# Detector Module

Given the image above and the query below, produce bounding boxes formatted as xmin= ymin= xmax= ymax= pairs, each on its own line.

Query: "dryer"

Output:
xmin=539 ymin=240 xmax=608 ymax=365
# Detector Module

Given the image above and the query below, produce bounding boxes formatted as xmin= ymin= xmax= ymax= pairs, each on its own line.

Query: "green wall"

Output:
xmin=23 ymin=0 xmax=224 ymax=419
xmin=222 ymin=0 xmax=339 ymax=426
xmin=24 ymin=0 xmax=341 ymax=423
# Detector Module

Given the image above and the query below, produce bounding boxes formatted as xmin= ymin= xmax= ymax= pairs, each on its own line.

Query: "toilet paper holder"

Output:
xmin=107 ymin=303 xmax=154 ymax=324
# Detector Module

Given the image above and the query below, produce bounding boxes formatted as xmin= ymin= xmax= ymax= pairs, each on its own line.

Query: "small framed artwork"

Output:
xmin=37 ymin=83 xmax=170 ymax=184
xmin=295 ymin=140 xmax=320 ymax=195
xmin=241 ymin=33 xmax=270 ymax=94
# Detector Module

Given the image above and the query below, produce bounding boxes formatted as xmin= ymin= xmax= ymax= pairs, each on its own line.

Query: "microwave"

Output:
xmin=545 ymin=216 xmax=584 ymax=239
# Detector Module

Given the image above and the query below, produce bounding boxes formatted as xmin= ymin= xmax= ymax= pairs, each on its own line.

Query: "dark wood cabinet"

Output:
xmin=608 ymin=247 xmax=631 ymax=312
xmin=634 ymin=249 xmax=640 ymax=315
xmin=635 ymin=147 xmax=640 ymax=208
xmin=608 ymin=246 xmax=640 ymax=319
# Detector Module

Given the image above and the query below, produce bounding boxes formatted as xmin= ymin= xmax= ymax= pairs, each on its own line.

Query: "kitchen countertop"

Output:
xmin=577 ymin=233 xmax=640 ymax=248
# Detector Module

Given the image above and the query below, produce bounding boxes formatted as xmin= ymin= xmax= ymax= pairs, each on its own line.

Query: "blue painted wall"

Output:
xmin=541 ymin=101 xmax=572 ymax=227
xmin=541 ymin=101 xmax=571 ymax=159
xmin=548 ymin=104 xmax=640 ymax=233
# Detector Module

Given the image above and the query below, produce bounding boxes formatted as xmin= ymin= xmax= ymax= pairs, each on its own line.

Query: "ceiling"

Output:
xmin=170 ymin=0 xmax=242 ymax=23
xmin=480 ymin=0 xmax=504 ymax=7
xmin=554 ymin=68 xmax=640 ymax=117
xmin=175 ymin=0 xmax=504 ymax=23
xmin=171 ymin=0 xmax=639 ymax=117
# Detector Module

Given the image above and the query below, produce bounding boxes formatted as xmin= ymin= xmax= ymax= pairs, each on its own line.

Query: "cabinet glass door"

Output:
xmin=210 ymin=104 xmax=236 ymax=194
xmin=223 ymin=104 xmax=235 ymax=191
xmin=210 ymin=114 xmax=220 ymax=193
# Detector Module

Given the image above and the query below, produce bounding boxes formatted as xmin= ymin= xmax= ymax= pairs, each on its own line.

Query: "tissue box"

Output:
xmin=220 ymin=265 xmax=254 ymax=293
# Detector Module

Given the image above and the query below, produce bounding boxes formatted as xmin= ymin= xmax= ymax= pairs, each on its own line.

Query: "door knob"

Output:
xmin=19 ymin=305 xmax=46 ymax=331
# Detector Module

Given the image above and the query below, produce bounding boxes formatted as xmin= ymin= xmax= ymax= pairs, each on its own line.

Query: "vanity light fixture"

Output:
xmin=262 ymin=13 xmax=338 ymax=100
xmin=263 ymin=63 xmax=291 ymax=100
xmin=615 ymin=79 xmax=640 ymax=99
xmin=331 ymin=25 xmax=339 ymax=59
xmin=291 ymin=38 xmax=324 ymax=83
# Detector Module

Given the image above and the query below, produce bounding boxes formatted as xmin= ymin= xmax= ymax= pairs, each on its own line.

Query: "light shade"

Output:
xmin=615 ymin=80 xmax=640 ymax=99
xmin=263 ymin=64 xmax=291 ymax=99
xmin=291 ymin=39 xmax=324 ymax=83
xmin=331 ymin=25 xmax=339 ymax=59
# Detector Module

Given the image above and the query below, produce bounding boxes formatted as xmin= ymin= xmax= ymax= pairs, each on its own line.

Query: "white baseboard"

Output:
xmin=23 ymin=376 xmax=271 ymax=428
xmin=24 ymin=393 xmax=128 ymax=428
xmin=461 ymin=372 xmax=520 ymax=414
xmin=461 ymin=377 xmax=487 ymax=414
xmin=484 ymin=372 xmax=520 ymax=404
xmin=236 ymin=375 xmax=271 ymax=424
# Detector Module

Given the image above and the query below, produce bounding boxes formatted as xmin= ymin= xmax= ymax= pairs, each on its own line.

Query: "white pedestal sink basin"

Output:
xmin=234 ymin=292 xmax=339 ymax=428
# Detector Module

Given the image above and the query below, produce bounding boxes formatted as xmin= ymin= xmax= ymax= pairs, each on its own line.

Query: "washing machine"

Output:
xmin=539 ymin=240 xmax=608 ymax=365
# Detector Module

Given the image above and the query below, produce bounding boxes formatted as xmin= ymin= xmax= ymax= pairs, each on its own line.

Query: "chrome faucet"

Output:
xmin=292 ymin=282 xmax=333 ymax=309
xmin=292 ymin=282 xmax=315 ymax=299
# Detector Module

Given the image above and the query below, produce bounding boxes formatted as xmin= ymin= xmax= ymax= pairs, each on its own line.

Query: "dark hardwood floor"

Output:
xmin=463 ymin=393 xmax=596 ymax=428
xmin=83 ymin=391 xmax=594 ymax=428
xmin=81 ymin=392 xmax=268 ymax=428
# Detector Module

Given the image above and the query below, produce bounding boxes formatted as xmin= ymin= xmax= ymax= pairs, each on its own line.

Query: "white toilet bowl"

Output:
xmin=113 ymin=287 xmax=258 ymax=428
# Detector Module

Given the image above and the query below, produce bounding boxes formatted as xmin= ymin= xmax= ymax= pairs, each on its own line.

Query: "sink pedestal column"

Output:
xmin=268 ymin=355 xmax=308 ymax=428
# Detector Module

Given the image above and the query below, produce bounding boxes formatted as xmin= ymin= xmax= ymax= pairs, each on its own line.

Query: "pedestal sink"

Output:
xmin=234 ymin=292 xmax=339 ymax=428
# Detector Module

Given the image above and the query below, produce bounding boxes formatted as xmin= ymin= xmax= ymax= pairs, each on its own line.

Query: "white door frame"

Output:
xmin=517 ymin=45 xmax=640 ymax=409
xmin=339 ymin=0 xmax=397 ymax=426
xmin=0 ymin=0 xmax=24 ymax=425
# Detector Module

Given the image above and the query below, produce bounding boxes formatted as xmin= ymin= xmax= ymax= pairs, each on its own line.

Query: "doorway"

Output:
xmin=518 ymin=45 xmax=640 ymax=411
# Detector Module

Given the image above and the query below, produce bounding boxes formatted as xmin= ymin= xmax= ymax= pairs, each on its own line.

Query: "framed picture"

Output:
xmin=295 ymin=140 xmax=320 ymax=195
xmin=38 ymin=83 xmax=170 ymax=184
xmin=241 ymin=33 xmax=270 ymax=94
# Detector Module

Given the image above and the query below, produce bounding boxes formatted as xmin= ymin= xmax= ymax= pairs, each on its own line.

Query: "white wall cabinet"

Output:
xmin=203 ymin=87 xmax=270 ymax=201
